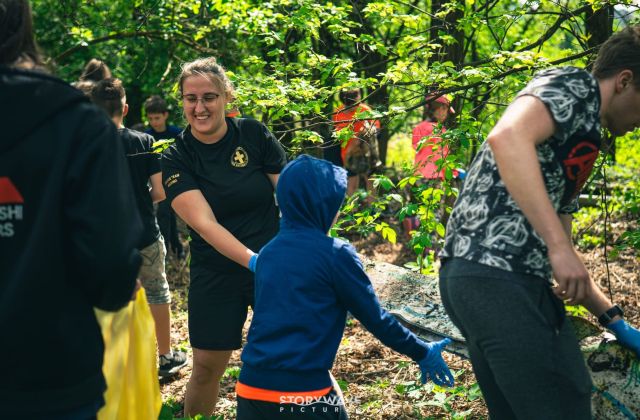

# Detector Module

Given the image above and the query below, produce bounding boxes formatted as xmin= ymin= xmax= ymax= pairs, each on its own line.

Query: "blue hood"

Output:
xmin=277 ymin=155 xmax=347 ymax=233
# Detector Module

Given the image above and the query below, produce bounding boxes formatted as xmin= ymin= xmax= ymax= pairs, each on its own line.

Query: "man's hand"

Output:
xmin=607 ymin=320 xmax=640 ymax=358
xmin=549 ymin=245 xmax=590 ymax=305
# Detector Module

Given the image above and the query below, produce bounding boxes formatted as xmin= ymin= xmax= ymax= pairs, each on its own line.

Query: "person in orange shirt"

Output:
xmin=333 ymin=88 xmax=381 ymax=196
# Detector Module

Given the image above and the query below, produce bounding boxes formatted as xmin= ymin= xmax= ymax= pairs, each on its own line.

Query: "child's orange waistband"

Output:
xmin=236 ymin=381 xmax=333 ymax=404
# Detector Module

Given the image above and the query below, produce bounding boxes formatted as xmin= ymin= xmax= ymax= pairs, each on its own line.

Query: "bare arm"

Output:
xmin=267 ymin=173 xmax=279 ymax=189
xmin=558 ymin=214 xmax=620 ymax=321
xmin=487 ymin=95 xmax=589 ymax=304
xmin=171 ymin=190 xmax=254 ymax=268
xmin=149 ymin=172 xmax=166 ymax=203
xmin=559 ymin=213 xmax=573 ymax=242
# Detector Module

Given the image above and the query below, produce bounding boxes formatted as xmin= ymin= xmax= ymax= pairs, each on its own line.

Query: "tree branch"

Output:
xmin=53 ymin=30 xmax=216 ymax=63
xmin=516 ymin=4 xmax=592 ymax=52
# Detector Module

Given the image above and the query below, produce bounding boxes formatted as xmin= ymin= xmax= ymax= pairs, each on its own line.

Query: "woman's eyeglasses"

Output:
xmin=182 ymin=93 xmax=220 ymax=106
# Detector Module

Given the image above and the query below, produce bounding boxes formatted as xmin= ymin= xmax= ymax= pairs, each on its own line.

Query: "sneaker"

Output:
xmin=159 ymin=350 xmax=188 ymax=378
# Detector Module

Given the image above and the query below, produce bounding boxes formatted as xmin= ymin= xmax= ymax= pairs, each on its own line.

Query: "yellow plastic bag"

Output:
xmin=95 ymin=288 xmax=162 ymax=420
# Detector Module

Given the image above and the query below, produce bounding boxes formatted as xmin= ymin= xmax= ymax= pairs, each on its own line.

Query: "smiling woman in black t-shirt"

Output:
xmin=161 ymin=57 xmax=286 ymax=417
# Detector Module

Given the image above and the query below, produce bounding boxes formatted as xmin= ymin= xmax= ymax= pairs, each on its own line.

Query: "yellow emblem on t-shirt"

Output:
xmin=164 ymin=173 xmax=180 ymax=188
xmin=231 ymin=147 xmax=249 ymax=168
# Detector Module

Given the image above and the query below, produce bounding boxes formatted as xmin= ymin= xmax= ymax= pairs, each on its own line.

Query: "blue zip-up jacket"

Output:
xmin=239 ymin=155 xmax=429 ymax=392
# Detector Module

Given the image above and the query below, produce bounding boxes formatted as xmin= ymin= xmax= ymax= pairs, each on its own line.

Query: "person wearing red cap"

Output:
xmin=404 ymin=95 xmax=457 ymax=242
xmin=412 ymin=94 xmax=455 ymax=180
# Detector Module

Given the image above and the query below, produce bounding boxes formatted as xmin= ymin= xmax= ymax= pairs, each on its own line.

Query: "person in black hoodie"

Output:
xmin=0 ymin=1 xmax=142 ymax=418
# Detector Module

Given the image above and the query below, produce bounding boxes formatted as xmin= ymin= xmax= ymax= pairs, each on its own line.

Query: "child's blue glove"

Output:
xmin=418 ymin=337 xmax=454 ymax=387
xmin=248 ymin=253 xmax=258 ymax=273
xmin=607 ymin=319 xmax=640 ymax=358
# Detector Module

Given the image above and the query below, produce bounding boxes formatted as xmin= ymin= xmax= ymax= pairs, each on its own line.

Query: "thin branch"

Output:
xmin=516 ymin=4 xmax=591 ymax=52
xmin=602 ymin=160 xmax=614 ymax=302
xmin=53 ymin=30 xmax=216 ymax=63
xmin=357 ymin=3 xmax=593 ymax=75
xmin=485 ymin=3 xmax=503 ymax=48
xmin=391 ymin=0 xmax=437 ymax=18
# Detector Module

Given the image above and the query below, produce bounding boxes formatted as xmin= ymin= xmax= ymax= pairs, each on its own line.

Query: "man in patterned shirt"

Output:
xmin=439 ymin=26 xmax=640 ymax=418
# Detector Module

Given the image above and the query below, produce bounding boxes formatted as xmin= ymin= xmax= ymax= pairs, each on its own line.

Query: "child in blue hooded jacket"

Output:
xmin=236 ymin=155 xmax=453 ymax=419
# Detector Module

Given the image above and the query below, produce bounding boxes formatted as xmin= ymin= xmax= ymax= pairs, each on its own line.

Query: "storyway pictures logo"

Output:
xmin=278 ymin=393 xmax=361 ymax=414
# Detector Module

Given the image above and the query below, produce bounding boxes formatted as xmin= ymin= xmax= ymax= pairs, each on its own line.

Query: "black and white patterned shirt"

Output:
xmin=441 ymin=67 xmax=602 ymax=279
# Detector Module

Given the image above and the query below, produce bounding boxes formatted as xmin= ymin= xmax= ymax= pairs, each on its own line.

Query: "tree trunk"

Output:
xmin=349 ymin=0 xmax=392 ymax=165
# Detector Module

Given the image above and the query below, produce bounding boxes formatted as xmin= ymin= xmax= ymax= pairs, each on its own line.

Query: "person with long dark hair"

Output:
xmin=0 ymin=0 xmax=142 ymax=418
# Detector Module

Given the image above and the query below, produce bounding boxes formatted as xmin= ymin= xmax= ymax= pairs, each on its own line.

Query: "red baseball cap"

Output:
xmin=426 ymin=94 xmax=455 ymax=114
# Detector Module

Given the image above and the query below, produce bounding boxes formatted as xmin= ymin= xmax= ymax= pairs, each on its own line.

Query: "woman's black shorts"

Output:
xmin=188 ymin=266 xmax=254 ymax=350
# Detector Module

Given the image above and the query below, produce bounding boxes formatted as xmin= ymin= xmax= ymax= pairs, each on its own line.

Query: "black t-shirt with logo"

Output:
xmin=441 ymin=67 xmax=601 ymax=279
xmin=119 ymin=127 xmax=162 ymax=248
xmin=162 ymin=117 xmax=287 ymax=273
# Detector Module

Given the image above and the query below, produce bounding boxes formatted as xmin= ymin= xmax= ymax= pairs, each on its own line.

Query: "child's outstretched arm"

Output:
xmin=333 ymin=244 xmax=454 ymax=387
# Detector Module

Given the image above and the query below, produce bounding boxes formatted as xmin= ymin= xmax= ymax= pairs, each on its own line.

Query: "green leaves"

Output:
xmin=31 ymin=0 xmax=640 ymax=276
xmin=376 ymin=222 xmax=397 ymax=244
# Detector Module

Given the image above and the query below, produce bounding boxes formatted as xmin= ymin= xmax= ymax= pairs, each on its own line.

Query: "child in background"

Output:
xmin=404 ymin=95 xmax=458 ymax=243
xmin=144 ymin=95 xmax=182 ymax=141
xmin=412 ymin=94 xmax=455 ymax=180
xmin=236 ymin=155 xmax=453 ymax=419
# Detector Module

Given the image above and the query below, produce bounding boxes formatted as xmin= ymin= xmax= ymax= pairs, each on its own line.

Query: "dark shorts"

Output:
xmin=188 ymin=266 xmax=254 ymax=350
xmin=237 ymin=389 xmax=349 ymax=420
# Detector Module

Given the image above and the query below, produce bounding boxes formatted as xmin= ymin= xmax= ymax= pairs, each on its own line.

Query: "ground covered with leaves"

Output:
xmin=158 ymin=211 xmax=639 ymax=419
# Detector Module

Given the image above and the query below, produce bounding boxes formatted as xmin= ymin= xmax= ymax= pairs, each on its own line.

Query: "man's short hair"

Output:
xmin=593 ymin=25 xmax=640 ymax=89
xmin=90 ymin=78 xmax=125 ymax=118
xmin=144 ymin=95 xmax=168 ymax=114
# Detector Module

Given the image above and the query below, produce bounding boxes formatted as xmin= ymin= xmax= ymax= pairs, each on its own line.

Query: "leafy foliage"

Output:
xmin=32 ymin=0 xmax=640 ymax=270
